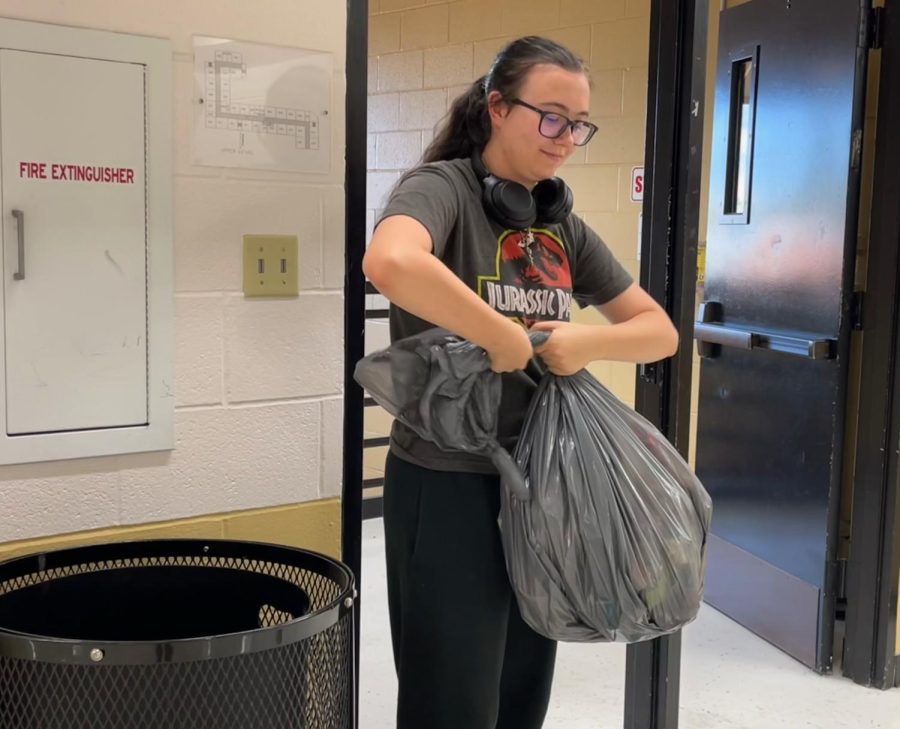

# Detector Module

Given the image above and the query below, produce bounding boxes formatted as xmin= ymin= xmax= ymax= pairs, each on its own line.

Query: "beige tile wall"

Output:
xmin=366 ymin=0 xmax=653 ymax=476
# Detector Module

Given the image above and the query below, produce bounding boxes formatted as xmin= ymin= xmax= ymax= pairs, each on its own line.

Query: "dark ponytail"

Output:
xmin=422 ymin=76 xmax=490 ymax=164
xmin=422 ymin=36 xmax=589 ymax=164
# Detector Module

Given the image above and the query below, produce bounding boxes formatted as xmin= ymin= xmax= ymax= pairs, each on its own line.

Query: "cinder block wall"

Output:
xmin=365 ymin=0 xmax=651 ymax=482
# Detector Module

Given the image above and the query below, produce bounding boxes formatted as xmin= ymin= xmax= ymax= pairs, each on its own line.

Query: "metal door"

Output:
xmin=695 ymin=0 xmax=870 ymax=671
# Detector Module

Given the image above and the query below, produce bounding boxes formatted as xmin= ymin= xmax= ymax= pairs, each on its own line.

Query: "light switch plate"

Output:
xmin=243 ymin=235 xmax=299 ymax=297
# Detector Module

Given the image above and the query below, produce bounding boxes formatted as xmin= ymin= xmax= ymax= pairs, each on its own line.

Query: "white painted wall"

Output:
xmin=0 ymin=1 xmax=346 ymax=543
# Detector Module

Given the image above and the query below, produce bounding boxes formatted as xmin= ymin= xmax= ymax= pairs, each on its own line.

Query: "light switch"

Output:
xmin=243 ymin=235 xmax=299 ymax=297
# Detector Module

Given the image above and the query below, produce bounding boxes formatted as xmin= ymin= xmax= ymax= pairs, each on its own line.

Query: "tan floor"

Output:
xmin=360 ymin=518 xmax=900 ymax=729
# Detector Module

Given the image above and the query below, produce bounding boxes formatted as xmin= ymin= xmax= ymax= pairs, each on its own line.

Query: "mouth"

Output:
xmin=541 ymin=150 xmax=565 ymax=162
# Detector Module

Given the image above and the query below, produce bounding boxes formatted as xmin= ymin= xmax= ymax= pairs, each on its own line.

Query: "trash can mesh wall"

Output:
xmin=0 ymin=541 xmax=355 ymax=729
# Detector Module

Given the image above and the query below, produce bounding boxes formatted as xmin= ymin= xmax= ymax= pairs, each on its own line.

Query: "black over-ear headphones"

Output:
xmin=470 ymin=152 xmax=573 ymax=229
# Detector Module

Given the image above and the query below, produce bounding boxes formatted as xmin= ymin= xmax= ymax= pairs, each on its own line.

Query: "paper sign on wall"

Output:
xmin=192 ymin=36 xmax=333 ymax=173
xmin=631 ymin=166 xmax=644 ymax=203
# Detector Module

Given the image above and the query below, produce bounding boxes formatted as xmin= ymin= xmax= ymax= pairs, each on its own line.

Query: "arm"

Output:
xmin=364 ymin=215 xmax=533 ymax=372
xmin=532 ymin=284 xmax=679 ymax=376
xmin=593 ymin=283 xmax=679 ymax=362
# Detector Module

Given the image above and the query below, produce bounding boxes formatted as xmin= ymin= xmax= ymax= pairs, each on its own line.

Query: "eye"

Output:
xmin=543 ymin=114 xmax=563 ymax=125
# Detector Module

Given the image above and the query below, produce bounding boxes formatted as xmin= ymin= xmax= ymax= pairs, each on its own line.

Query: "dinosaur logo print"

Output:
xmin=477 ymin=229 xmax=573 ymax=327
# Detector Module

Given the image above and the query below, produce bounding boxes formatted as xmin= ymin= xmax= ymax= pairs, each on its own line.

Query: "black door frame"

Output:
xmin=627 ymin=0 xmax=707 ymax=726
xmin=343 ymin=0 xmax=368 ymax=725
xmin=341 ymin=0 xmax=709 ymax=727
xmin=342 ymin=0 xmax=900 ymax=726
xmin=843 ymin=1 xmax=900 ymax=691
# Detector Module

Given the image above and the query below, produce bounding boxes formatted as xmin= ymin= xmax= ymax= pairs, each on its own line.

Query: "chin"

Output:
xmin=539 ymin=160 xmax=563 ymax=179
xmin=538 ymin=153 xmax=565 ymax=175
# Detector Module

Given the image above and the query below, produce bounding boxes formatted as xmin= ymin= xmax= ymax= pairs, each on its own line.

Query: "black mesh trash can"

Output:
xmin=0 ymin=539 xmax=355 ymax=729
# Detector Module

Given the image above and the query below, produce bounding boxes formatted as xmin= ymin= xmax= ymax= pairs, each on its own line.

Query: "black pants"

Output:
xmin=383 ymin=451 xmax=557 ymax=729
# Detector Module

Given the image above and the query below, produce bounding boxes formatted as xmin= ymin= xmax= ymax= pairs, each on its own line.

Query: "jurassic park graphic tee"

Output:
xmin=377 ymin=158 xmax=633 ymax=474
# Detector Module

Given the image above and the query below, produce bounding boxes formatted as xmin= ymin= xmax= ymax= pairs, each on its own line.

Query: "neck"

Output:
xmin=481 ymin=140 xmax=536 ymax=190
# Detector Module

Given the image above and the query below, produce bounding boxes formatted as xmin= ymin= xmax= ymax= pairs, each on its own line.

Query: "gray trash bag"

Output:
xmin=355 ymin=327 xmax=711 ymax=643
xmin=352 ymin=328 xmax=527 ymax=497
xmin=500 ymin=368 xmax=713 ymax=643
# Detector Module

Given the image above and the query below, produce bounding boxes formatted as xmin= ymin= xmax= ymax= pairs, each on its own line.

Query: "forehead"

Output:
xmin=517 ymin=64 xmax=590 ymax=104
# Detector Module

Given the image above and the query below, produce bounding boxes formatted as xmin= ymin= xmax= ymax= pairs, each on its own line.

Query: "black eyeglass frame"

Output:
xmin=508 ymin=98 xmax=599 ymax=146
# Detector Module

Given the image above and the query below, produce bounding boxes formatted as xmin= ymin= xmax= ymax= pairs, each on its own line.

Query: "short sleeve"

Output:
xmin=377 ymin=164 xmax=460 ymax=258
xmin=570 ymin=214 xmax=634 ymax=307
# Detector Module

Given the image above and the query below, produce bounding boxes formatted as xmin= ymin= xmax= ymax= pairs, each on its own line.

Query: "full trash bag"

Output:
xmin=501 ymin=368 xmax=712 ymax=642
xmin=354 ymin=328 xmax=712 ymax=643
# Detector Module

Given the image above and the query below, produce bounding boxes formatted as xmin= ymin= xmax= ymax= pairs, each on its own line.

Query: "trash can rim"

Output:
xmin=0 ymin=538 xmax=356 ymax=665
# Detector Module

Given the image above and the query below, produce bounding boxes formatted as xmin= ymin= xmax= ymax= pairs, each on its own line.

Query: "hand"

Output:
xmin=485 ymin=320 xmax=534 ymax=373
xmin=530 ymin=321 xmax=596 ymax=376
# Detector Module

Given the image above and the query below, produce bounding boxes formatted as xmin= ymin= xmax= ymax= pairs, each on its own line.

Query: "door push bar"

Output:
xmin=694 ymin=301 xmax=836 ymax=361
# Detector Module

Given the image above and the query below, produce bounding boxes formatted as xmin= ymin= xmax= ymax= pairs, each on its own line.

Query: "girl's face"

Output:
xmin=489 ymin=64 xmax=592 ymax=186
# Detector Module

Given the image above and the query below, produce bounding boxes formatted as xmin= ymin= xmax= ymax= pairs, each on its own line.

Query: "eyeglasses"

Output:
xmin=509 ymin=98 xmax=599 ymax=146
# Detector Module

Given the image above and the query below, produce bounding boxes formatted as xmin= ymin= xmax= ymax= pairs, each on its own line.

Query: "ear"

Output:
xmin=486 ymin=90 xmax=509 ymax=126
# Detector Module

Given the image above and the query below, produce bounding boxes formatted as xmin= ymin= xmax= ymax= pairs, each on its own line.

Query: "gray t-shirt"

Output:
xmin=377 ymin=157 xmax=633 ymax=474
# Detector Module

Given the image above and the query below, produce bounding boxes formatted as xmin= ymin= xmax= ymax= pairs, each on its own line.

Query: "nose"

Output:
xmin=553 ymin=126 xmax=576 ymax=149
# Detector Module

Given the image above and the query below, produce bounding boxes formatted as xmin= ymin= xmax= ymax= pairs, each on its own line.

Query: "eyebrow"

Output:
xmin=539 ymin=101 xmax=590 ymax=119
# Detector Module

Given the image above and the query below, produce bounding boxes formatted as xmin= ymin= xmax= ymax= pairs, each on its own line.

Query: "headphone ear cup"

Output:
xmin=483 ymin=176 xmax=537 ymax=229
xmin=532 ymin=177 xmax=573 ymax=225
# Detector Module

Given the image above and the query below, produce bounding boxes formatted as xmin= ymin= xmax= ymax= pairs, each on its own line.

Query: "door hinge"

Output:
xmin=639 ymin=361 xmax=664 ymax=386
xmin=869 ymin=6 xmax=884 ymax=50
xmin=851 ymin=291 xmax=865 ymax=331
xmin=850 ymin=129 xmax=864 ymax=170
xmin=837 ymin=558 xmax=848 ymax=601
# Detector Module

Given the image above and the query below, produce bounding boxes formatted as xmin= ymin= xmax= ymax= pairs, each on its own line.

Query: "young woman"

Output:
xmin=363 ymin=36 xmax=679 ymax=729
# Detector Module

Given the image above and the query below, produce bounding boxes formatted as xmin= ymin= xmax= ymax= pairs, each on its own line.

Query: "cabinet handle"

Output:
xmin=12 ymin=210 xmax=24 ymax=281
